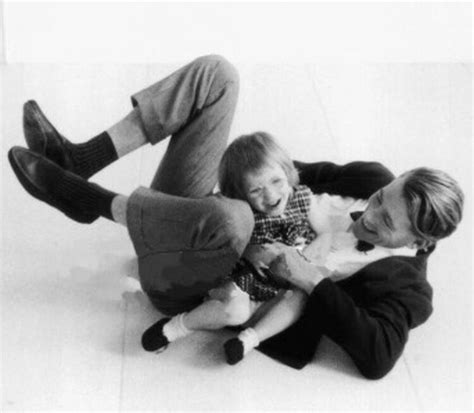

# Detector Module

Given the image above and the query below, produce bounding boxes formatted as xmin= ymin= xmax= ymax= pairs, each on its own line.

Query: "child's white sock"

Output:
xmin=163 ymin=312 xmax=191 ymax=342
xmin=238 ymin=327 xmax=260 ymax=354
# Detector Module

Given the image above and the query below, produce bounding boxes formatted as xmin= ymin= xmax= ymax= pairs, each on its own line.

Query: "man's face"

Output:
xmin=352 ymin=176 xmax=418 ymax=248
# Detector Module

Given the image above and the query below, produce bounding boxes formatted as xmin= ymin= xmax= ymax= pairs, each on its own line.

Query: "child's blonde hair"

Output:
xmin=218 ymin=131 xmax=299 ymax=200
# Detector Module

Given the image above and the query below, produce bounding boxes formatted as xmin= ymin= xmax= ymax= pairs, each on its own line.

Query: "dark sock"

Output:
xmin=67 ymin=132 xmax=118 ymax=179
xmin=224 ymin=338 xmax=245 ymax=365
xmin=53 ymin=169 xmax=117 ymax=220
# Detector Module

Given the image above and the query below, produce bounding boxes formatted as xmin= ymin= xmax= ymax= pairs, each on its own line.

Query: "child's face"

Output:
xmin=243 ymin=162 xmax=292 ymax=216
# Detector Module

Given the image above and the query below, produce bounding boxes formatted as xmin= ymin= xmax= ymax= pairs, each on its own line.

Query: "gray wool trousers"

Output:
xmin=126 ymin=55 xmax=254 ymax=315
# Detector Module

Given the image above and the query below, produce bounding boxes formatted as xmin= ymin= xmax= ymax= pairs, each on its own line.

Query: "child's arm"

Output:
xmin=248 ymin=289 xmax=307 ymax=343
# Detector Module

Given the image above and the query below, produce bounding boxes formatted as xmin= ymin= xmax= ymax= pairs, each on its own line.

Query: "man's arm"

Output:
xmin=295 ymin=161 xmax=395 ymax=199
xmin=268 ymin=249 xmax=433 ymax=379
xmin=306 ymin=277 xmax=432 ymax=379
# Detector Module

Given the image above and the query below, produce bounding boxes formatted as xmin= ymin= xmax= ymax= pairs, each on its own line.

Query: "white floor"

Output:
xmin=1 ymin=61 xmax=472 ymax=411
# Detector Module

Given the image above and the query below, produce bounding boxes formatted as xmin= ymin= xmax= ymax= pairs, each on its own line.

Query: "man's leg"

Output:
xmin=23 ymin=100 xmax=146 ymax=179
xmin=23 ymin=54 xmax=238 ymax=191
xmin=31 ymin=54 xmax=238 ymax=196
xmin=110 ymin=195 xmax=128 ymax=226
xmin=14 ymin=55 xmax=249 ymax=315
xmin=130 ymin=54 xmax=240 ymax=197
xmin=107 ymin=108 xmax=149 ymax=157
xmin=8 ymin=146 xmax=119 ymax=223
xmin=127 ymin=189 xmax=254 ymax=315
xmin=123 ymin=55 xmax=248 ymax=314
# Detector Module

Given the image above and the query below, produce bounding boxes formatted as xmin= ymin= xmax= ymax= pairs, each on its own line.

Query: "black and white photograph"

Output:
xmin=1 ymin=1 xmax=472 ymax=411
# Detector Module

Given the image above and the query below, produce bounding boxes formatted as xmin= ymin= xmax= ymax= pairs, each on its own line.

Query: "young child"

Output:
xmin=141 ymin=131 xmax=322 ymax=364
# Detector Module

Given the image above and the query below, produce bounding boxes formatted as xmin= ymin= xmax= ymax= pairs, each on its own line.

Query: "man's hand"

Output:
xmin=268 ymin=243 xmax=327 ymax=294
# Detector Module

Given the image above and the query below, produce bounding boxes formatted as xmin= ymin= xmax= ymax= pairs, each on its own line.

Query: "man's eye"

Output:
xmin=272 ymin=178 xmax=283 ymax=185
xmin=377 ymin=192 xmax=384 ymax=205
xmin=370 ymin=193 xmax=380 ymax=206
xmin=250 ymin=189 xmax=262 ymax=195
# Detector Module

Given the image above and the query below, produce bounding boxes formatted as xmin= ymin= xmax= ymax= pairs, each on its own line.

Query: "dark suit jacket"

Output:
xmin=258 ymin=161 xmax=434 ymax=380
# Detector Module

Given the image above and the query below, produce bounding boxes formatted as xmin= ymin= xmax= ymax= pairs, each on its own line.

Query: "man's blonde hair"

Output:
xmin=402 ymin=167 xmax=464 ymax=247
xmin=218 ymin=131 xmax=299 ymax=200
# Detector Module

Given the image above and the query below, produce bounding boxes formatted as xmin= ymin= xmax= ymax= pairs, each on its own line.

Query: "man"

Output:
xmin=8 ymin=55 xmax=464 ymax=379
xmin=257 ymin=161 xmax=463 ymax=378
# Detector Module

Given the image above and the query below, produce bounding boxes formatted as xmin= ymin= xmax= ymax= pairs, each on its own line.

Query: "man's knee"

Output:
xmin=192 ymin=54 xmax=239 ymax=89
xmin=210 ymin=198 xmax=254 ymax=256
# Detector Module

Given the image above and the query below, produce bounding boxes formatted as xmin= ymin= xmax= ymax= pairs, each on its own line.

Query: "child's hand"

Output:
xmin=303 ymin=232 xmax=333 ymax=263
xmin=268 ymin=246 xmax=327 ymax=294
xmin=242 ymin=243 xmax=280 ymax=272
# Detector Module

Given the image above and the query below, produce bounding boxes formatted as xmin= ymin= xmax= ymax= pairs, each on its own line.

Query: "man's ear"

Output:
xmin=412 ymin=238 xmax=431 ymax=250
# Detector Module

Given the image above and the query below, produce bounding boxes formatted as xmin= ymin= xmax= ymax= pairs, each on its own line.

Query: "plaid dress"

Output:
xmin=229 ymin=185 xmax=317 ymax=301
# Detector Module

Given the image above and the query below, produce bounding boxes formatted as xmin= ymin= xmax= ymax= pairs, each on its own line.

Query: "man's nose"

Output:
xmin=364 ymin=208 xmax=380 ymax=226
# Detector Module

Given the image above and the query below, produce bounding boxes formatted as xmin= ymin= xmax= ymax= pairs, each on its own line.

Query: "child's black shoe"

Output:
xmin=141 ymin=317 xmax=171 ymax=352
xmin=224 ymin=337 xmax=245 ymax=365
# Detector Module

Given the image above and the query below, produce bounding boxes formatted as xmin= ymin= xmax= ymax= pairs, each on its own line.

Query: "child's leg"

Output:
xmin=224 ymin=289 xmax=307 ymax=365
xmin=184 ymin=286 xmax=253 ymax=331
xmin=250 ymin=289 xmax=307 ymax=342
xmin=141 ymin=282 xmax=255 ymax=352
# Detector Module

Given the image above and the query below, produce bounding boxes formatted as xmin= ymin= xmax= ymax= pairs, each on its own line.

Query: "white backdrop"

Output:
xmin=1 ymin=2 xmax=472 ymax=411
xmin=2 ymin=1 xmax=472 ymax=63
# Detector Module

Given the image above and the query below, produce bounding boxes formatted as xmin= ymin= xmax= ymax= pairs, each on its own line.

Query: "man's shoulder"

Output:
xmin=348 ymin=252 xmax=430 ymax=284
xmin=338 ymin=252 xmax=434 ymax=327
xmin=340 ymin=252 xmax=433 ymax=302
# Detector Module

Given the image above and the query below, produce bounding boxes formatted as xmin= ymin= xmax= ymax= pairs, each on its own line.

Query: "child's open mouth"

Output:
xmin=270 ymin=199 xmax=281 ymax=207
xmin=265 ymin=199 xmax=282 ymax=211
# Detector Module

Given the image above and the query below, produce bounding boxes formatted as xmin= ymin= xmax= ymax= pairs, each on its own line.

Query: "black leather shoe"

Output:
xmin=8 ymin=146 xmax=97 ymax=223
xmin=141 ymin=317 xmax=171 ymax=352
xmin=224 ymin=337 xmax=245 ymax=365
xmin=23 ymin=100 xmax=76 ymax=173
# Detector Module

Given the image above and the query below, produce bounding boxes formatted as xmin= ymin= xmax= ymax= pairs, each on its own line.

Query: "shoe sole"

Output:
xmin=8 ymin=148 xmax=96 ymax=224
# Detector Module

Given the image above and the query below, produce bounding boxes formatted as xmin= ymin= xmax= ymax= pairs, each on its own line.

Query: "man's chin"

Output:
xmin=353 ymin=225 xmax=381 ymax=246
xmin=352 ymin=221 xmax=370 ymax=242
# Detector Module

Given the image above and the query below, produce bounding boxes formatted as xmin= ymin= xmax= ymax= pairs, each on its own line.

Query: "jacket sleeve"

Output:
xmin=258 ymin=259 xmax=433 ymax=376
xmin=306 ymin=274 xmax=433 ymax=379
xmin=294 ymin=160 xmax=395 ymax=200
